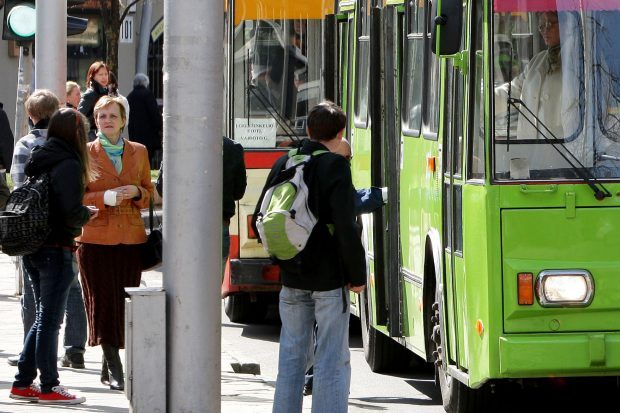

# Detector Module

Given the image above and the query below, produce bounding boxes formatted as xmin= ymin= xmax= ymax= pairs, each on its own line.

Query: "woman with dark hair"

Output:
xmin=9 ymin=108 xmax=95 ymax=405
xmin=78 ymin=61 xmax=109 ymax=141
xmin=77 ymin=95 xmax=154 ymax=391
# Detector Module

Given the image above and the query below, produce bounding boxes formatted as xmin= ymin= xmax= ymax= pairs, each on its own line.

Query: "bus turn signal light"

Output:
xmin=427 ymin=156 xmax=436 ymax=172
xmin=518 ymin=272 xmax=534 ymax=305
xmin=247 ymin=215 xmax=257 ymax=239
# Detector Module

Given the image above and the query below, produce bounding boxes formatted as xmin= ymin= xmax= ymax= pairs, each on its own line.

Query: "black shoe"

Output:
xmin=303 ymin=383 xmax=313 ymax=396
xmin=61 ymin=353 xmax=85 ymax=369
xmin=7 ymin=355 xmax=19 ymax=367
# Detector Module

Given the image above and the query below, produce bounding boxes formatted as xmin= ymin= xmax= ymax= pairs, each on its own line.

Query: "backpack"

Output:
xmin=0 ymin=173 xmax=52 ymax=256
xmin=256 ymin=149 xmax=327 ymax=261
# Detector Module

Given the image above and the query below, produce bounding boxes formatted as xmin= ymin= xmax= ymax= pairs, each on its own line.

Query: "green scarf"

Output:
xmin=98 ymin=132 xmax=124 ymax=174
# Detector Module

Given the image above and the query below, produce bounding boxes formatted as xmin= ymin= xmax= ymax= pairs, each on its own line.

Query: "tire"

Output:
xmin=224 ymin=294 xmax=269 ymax=323
xmin=360 ymin=290 xmax=412 ymax=372
xmin=432 ymin=285 xmax=488 ymax=413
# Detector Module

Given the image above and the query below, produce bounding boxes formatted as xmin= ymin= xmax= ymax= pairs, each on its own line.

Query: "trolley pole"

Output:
xmin=163 ymin=0 xmax=223 ymax=411
xmin=35 ymin=0 xmax=66 ymax=101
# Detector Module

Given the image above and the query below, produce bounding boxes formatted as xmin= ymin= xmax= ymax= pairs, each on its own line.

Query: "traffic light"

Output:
xmin=2 ymin=0 xmax=35 ymax=41
xmin=2 ymin=0 xmax=88 ymax=42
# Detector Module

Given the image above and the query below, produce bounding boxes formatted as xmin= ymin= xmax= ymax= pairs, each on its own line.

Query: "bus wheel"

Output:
xmin=432 ymin=291 xmax=487 ymax=412
xmin=360 ymin=290 xmax=410 ymax=372
xmin=224 ymin=294 xmax=269 ymax=323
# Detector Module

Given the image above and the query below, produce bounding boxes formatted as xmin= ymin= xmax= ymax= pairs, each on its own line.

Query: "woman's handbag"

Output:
xmin=140 ymin=199 xmax=162 ymax=271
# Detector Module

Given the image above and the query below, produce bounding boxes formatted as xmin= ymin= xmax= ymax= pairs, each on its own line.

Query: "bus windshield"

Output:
xmin=492 ymin=1 xmax=620 ymax=180
xmin=231 ymin=18 xmax=322 ymax=148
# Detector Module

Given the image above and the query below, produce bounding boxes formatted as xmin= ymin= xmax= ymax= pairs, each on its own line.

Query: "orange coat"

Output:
xmin=77 ymin=139 xmax=154 ymax=245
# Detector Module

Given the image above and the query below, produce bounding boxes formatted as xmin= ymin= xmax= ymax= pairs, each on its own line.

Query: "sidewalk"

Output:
xmin=0 ymin=252 xmax=277 ymax=413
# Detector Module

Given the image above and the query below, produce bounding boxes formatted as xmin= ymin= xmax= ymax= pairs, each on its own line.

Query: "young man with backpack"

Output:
xmin=254 ymin=101 xmax=366 ymax=413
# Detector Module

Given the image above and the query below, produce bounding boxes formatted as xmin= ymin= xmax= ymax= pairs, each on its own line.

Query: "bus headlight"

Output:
xmin=536 ymin=270 xmax=594 ymax=307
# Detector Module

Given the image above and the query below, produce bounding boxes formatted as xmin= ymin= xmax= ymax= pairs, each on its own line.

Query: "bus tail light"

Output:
xmin=517 ymin=272 xmax=534 ymax=305
xmin=247 ymin=215 xmax=257 ymax=239
xmin=262 ymin=265 xmax=279 ymax=282
xmin=536 ymin=270 xmax=594 ymax=307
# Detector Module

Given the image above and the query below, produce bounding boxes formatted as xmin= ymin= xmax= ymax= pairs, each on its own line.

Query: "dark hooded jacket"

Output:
xmin=25 ymin=137 xmax=90 ymax=246
xmin=77 ymin=80 xmax=108 ymax=133
xmin=254 ymin=139 xmax=366 ymax=291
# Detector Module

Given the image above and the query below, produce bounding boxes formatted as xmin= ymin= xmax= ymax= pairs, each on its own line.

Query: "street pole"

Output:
xmin=13 ymin=44 xmax=32 ymax=297
xmin=136 ymin=0 xmax=152 ymax=75
xmin=13 ymin=45 xmax=31 ymax=145
xmin=163 ymin=0 xmax=223 ymax=411
xmin=35 ymin=0 xmax=67 ymax=101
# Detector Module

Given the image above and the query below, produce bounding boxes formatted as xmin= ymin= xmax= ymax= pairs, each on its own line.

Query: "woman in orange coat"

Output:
xmin=76 ymin=95 xmax=154 ymax=391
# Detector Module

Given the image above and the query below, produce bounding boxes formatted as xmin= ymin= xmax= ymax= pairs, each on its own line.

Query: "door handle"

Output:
xmin=519 ymin=184 xmax=558 ymax=194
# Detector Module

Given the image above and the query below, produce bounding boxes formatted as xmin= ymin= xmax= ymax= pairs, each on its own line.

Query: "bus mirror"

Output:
xmin=431 ymin=0 xmax=463 ymax=56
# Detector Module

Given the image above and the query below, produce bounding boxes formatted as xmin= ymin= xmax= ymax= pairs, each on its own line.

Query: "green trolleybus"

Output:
xmin=332 ymin=0 xmax=620 ymax=411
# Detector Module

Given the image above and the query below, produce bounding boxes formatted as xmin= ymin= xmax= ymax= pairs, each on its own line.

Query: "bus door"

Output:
xmin=381 ymin=5 xmax=405 ymax=337
xmin=442 ymin=30 xmax=467 ymax=369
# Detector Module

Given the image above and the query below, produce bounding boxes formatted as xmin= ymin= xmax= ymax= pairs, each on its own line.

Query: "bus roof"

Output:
xmin=234 ymin=0 xmax=335 ymax=25
xmin=494 ymin=0 xmax=620 ymax=12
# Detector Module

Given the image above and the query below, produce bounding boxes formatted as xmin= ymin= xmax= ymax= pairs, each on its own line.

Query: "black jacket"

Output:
xmin=25 ymin=138 xmax=90 ymax=246
xmin=223 ymin=137 xmax=247 ymax=221
xmin=127 ymin=85 xmax=163 ymax=151
xmin=254 ymin=139 xmax=366 ymax=291
xmin=77 ymin=80 xmax=107 ymax=131
xmin=0 ymin=104 xmax=14 ymax=171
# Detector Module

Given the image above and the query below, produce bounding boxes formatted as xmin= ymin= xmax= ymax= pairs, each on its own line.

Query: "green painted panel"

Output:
xmin=502 ymin=207 xmax=620 ymax=333
xmin=499 ymin=333 xmax=620 ymax=377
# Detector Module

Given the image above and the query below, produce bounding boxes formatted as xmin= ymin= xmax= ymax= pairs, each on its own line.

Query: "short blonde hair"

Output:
xmin=93 ymin=95 xmax=127 ymax=123
xmin=25 ymin=89 xmax=59 ymax=121
xmin=66 ymin=81 xmax=80 ymax=97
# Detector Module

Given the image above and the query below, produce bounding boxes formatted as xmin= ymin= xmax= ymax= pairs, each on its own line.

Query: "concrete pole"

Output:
xmin=135 ymin=0 xmax=153 ymax=75
xmin=35 ymin=0 xmax=66 ymax=102
xmin=163 ymin=0 xmax=223 ymax=410
xmin=13 ymin=45 xmax=32 ymax=144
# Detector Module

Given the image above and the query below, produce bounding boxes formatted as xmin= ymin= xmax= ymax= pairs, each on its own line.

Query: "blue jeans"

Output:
xmin=273 ymin=286 xmax=351 ymax=413
xmin=21 ymin=256 xmax=87 ymax=354
xmin=14 ymin=248 xmax=76 ymax=393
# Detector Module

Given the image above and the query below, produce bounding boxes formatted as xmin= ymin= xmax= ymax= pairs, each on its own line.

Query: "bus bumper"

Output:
xmin=499 ymin=333 xmax=620 ymax=377
xmin=222 ymin=258 xmax=281 ymax=296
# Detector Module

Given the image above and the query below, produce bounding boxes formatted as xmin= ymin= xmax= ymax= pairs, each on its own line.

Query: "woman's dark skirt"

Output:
xmin=77 ymin=243 xmax=142 ymax=348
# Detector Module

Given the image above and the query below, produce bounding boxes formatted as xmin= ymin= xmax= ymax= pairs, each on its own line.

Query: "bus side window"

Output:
xmin=402 ymin=0 xmax=425 ymax=137
xmin=354 ymin=0 xmax=371 ymax=127
xmin=469 ymin=0 xmax=485 ymax=180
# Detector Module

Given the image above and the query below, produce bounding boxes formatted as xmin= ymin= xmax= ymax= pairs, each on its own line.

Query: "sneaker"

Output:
xmin=60 ymin=353 xmax=85 ymax=369
xmin=9 ymin=384 xmax=41 ymax=401
xmin=39 ymin=386 xmax=85 ymax=405
xmin=7 ymin=355 xmax=19 ymax=366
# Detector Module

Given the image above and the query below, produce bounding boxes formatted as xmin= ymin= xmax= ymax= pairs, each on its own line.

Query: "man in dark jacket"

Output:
xmin=254 ymin=101 xmax=365 ymax=413
xmin=0 ymin=102 xmax=13 ymax=209
xmin=127 ymin=74 xmax=163 ymax=168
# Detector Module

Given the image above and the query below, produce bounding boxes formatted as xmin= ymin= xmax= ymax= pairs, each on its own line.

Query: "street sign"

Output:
xmin=120 ymin=14 xmax=133 ymax=43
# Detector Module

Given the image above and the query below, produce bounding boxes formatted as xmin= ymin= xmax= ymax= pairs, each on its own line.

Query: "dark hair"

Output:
xmin=47 ymin=108 xmax=95 ymax=184
xmin=108 ymin=71 xmax=118 ymax=96
xmin=85 ymin=61 xmax=108 ymax=88
xmin=306 ymin=101 xmax=347 ymax=141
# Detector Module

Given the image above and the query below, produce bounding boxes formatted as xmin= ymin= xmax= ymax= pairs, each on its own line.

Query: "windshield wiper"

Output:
xmin=507 ymin=97 xmax=611 ymax=200
xmin=247 ymin=82 xmax=301 ymax=144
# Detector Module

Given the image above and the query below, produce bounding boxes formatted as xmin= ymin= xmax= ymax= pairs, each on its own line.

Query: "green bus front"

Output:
xmin=337 ymin=0 xmax=620 ymax=410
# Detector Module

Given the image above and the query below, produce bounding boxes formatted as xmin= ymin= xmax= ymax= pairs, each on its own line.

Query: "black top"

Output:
xmin=0 ymin=105 xmax=14 ymax=170
xmin=127 ymin=85 xmax=163 ymax=151
xmin=254 ymin=139 xmax=366 ymax=290
xmin=77 ymin=80 xmax=107 ymax=131
xmin=223 ymin=137 xmax=247 ymax=221
xmin=25 ymin=138 xmax=90 ymax=246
